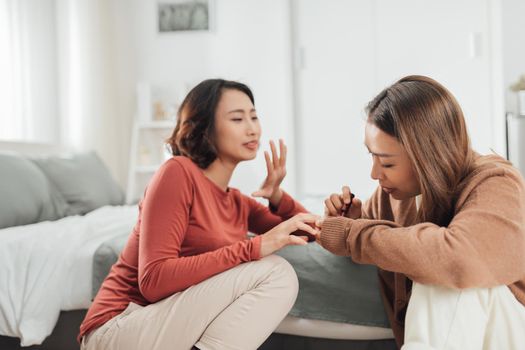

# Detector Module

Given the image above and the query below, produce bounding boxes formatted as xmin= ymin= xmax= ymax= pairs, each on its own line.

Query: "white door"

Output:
xmin=294 ymin=0 xmax=496 ymax=200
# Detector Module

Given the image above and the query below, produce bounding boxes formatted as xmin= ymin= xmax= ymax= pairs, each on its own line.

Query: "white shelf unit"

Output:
xmin=126 ymin=120 xmax=174 ymax=204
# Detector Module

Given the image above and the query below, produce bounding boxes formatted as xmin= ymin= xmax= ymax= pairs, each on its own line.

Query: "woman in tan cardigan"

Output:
xmin=316 ymin=75 xmax=525 ymax=349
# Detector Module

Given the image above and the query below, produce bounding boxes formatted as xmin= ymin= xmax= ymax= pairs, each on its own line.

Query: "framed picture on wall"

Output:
xmin=158 ymin=0 xmax=212 ymax=32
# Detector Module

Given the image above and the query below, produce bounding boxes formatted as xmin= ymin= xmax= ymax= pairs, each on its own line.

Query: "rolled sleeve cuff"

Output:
xmin=270 ymin=191 xmax=295 ymax=216
xmin=249 ymin=234 xmax=262 ymax=260
xmin=320 ymin=216 xmax=352 ymax=256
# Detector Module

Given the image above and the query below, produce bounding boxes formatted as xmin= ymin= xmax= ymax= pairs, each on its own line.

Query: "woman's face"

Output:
xmin=213 ymin=89 xmax=261 ymax=164
xmin=364 ymin=122 xmax=420 ymax=200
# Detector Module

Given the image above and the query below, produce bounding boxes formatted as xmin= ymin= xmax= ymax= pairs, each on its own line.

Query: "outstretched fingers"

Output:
xmin=270 ymin=140 xmax=279 ymax=169
xmin=279 ymin=139 xmax=287 ymax=168
xmin=263 ymin=150 xmax=273 ymax=175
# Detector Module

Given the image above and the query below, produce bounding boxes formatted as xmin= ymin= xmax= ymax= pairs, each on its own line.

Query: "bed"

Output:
xmin=0 ymin=141 xmax=395 ymax=349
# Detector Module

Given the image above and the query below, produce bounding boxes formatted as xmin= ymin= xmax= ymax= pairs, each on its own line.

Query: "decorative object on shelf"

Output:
xmin=136 ymin=82 xmax=185 ymax=123
xmin=510 ymin=74 xmax=525 ymax=116
xmin=153 ymin=101 xmax=167 ymax=121
xmin=152 ymin=101 xmax=179 ymax=121
xmin=138 ymin=145 xmax=152 ymax=166
xmin=158 ymin=0 xmax=212 ymax=32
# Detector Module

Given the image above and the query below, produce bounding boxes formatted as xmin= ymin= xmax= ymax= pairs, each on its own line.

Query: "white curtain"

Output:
xmin=55 ymin=0 xmax=119 ymax=150
xmin=0 ymin=0 xmax=56 ymax=141
xmin=0 ymin=0 xmax=22 ymax=140
xmin=56 ymin=0 xmax=123 ymax=180
xmin=1 ymin=0 xmax=125 ymax=182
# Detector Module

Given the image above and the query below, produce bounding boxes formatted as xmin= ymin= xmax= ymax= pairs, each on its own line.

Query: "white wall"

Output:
xmin=293 ymin=0 xmax=506 ymax=201
xmin=293 ymin=0 xmax=377 ymax=200
xmin=26 ymin=0 xmax=59 ymax=142
xmin=53 ymin=0 xmax=125 ymax=188
xmin=0 ymin=0 xmax=59 ymax=142
xmin=210 ymin=0 xmax=296 ymax=196
xmin=374 ymin=0 xmax=495 ymax=153
xmin=107 ymin=0 xmax=521 ymax=201
xmin=501 ymin=0 xmax=525 ymax=115
xmin=501 ymin=0 xmax=525 ymax=175
xmin=3 ymin=0 xmax=522 ymax=200
xmin=112 ymin=0 xmax=296 ymax=195
xmin=108 ymin=0 xmax=139 ymax=186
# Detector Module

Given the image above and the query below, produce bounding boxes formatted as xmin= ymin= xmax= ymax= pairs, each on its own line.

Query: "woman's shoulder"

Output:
xmin=160 ymin=156 xmax=201 ymax=176
xmin=167 ymin=155 xmax=198 ymax=169
xmin=151 ymin=156 xmax=201 ymax=186
xmin=471 ymin=153 xmax=521 ymax=179
xmin=459 ymin=153 xmax=524 ymax=197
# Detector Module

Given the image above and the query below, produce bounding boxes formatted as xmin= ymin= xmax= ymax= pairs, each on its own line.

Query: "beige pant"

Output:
xmin=81 ymin=255 xmax=298 ymax=350
xmin=403 ymin=282 xmax=525 ymax=350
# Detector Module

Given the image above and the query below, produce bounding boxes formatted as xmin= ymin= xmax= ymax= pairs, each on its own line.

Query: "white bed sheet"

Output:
xmin=0 ymin=205 xmax=138 ymax=346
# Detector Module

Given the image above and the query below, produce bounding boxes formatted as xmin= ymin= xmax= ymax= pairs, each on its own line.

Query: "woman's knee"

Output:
xmin=410 ymin=282 xmax=490 ymax=308
xmin=259 ymin=255 xmax=299 ymax=300
xmin=405 ymin=282 xmax=492 ymax=349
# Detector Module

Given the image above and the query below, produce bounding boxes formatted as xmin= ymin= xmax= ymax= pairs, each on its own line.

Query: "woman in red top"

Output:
xmin=79 ymin=79 xmax=320 ymax=350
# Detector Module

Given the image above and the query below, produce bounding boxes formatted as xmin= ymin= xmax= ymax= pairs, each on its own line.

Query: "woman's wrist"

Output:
xmin=260 ymin=234 xmax=280 ymax=257
xmin=320 ymin=217 xmax=353 ymax=256
xmin=268 ymin=188 xmax=284 ymax=208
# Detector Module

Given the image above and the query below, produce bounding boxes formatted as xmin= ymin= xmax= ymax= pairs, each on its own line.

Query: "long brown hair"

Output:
xmin=167 ymin=79 xmax=255 ymax=169
xmin=366 ymin=75 xmax=475 ymax=226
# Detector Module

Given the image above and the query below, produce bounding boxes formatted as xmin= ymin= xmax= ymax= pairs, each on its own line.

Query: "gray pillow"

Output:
xmin=0 ymin=152 xmax=69 ymax=229
xmin=32 ymin=152 xmax=125 ymax=215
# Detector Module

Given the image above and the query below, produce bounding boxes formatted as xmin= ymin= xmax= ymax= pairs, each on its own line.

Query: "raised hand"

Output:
xmin=260 ymin=213 xmax=321 ymax=257
xmin=324 ymin=185 xmax=362 ymax=219
xmin=251 ymin=139 xmax=287 ymax=206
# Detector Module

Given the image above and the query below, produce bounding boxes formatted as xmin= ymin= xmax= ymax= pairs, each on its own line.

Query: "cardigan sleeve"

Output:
xmin=320 ymin=170 xmax=525 ymax=289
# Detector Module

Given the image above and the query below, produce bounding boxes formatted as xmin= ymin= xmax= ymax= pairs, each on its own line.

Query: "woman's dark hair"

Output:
xmin=167 ymin=79 xmax=254 ymax=168
xmin=366 ymin=75 xmax=475 ymax=226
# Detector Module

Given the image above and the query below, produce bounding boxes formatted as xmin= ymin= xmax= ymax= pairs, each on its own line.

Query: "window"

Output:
xmin=0 ymin=0 xmax=58 ymax=142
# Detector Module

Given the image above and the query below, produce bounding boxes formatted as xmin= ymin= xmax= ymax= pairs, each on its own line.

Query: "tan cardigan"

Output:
xmin=320 ymin=155 xmax=525 ymax=347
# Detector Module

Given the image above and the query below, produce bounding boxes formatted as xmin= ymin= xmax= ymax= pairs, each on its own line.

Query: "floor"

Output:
xmin=0 ymin=310 xmax=397 ymax=350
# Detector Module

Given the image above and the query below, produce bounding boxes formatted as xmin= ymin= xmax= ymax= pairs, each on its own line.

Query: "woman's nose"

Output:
xmin=246 ymin=120 xmax=258 ymax=135
xmin=370 ymin=158 xmax=383 ymax=180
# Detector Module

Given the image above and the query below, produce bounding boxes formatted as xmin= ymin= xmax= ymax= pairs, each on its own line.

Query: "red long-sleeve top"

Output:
xmin=79 ymin=156 xmax=307 ymax=341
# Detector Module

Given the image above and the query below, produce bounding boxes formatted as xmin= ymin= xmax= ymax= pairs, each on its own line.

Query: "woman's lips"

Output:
xmin=243 ymin=141 xmax=259 ymax=150
xmin=382 ymin=187 xmax=395 ymax=194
